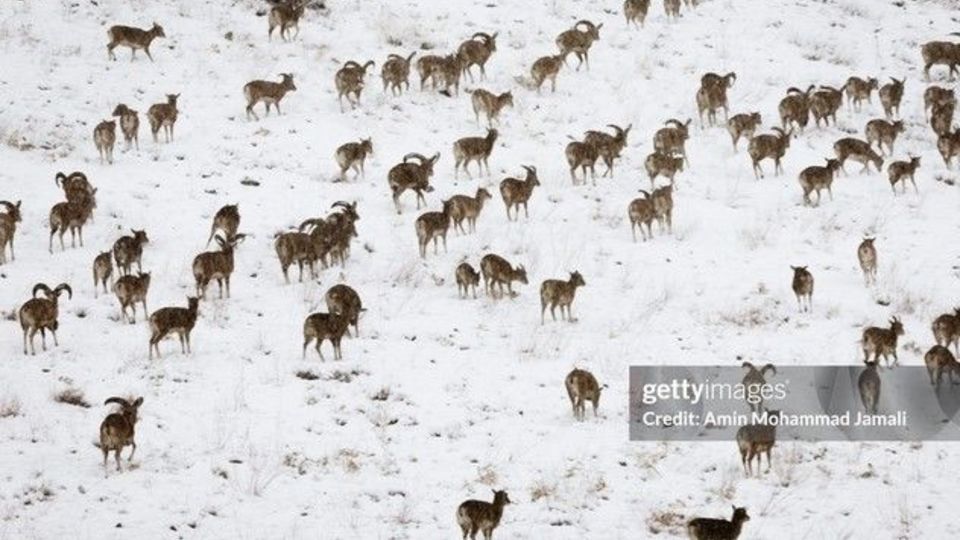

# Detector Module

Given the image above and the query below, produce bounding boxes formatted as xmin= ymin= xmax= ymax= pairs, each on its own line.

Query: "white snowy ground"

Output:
xmin=0 ymin=0 xmax=959 ymax=537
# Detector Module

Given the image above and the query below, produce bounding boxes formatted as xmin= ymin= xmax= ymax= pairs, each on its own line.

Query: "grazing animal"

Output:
xmin=335 ymin=138 xmax=373 ymax=181
xmin=833 ymin=138 xmax=883 ymax=174
xmin=862 ymin=317 xmax=904 ymax=367
xmin=857 ymin=237 xmax=878 ymax=285
xmin=879 ymin=78 xmax=905 ymax=119
xmin=556 ymin=20 xmax=602 ymax=71
xmin=797 ymin=158 xmax=841 ymax=206
xmin=624 ymin=0 xmax=651 ymax=27
xmin=778 ymin=86 xmax=813 ymax=133
xmin=726 ymin=112 xmax=761 ymax=151
xmin=530 ymin=54 xmax=563 ymax=93
xmin=651 ymin=185 xmax=673 ymax=234
xmin=107 ymin=22 xmax=165 ymax=61
xmin=565 ymin=368 xmax=601 ymax=420
xmin=809 ymin=85 xmax=843 ymax=127
xmin=414 ymin=200 xmax=453 ymax=258
xmin=268 ymin=0 xmax=306 ymax=41
xmin=937 ymin=129 xmax=960 ymax=168
xmin=381 ymin=52 xmax=416 ymax=95
xmin=888 ymin=156 xmax=921 ymax=194
xmin=388 ymin=152 xmax=439 ymax=214
xmin=858 ymin=361 xmax=880 ymax=414
xmin=930 ymin=100 xmax=955 ymax=137
xmin=19 ymin=283 xmax=72 ymax=355
xmin=541 ymin=272 xmax=586 ymax=323
xmin=864 ymin=119 xmax=904 ymax=156
xmin=193 ymin=234 xmax=246 ymax=299
xmin=653 ymin=119 xmax=692 ymax=165
xmin=48 ymin=190 xmax=97 ymax=252
xmin=583 ymin=124 xmax=631 ymax=177
xmin=448 ymin=188 xmax=492 ymax=234
xmin=921 ymin=38 xmax=960 ymax=81
xmin=0 ymin=200 xmax=23 ymax=263
xmin=932 ymin=308 xmax=960 ymax=355
xmin=335 ymin=60 xmax=375 ymax=112
xmin=742 ymin=362 xmax=776 ymax=412
xmin=480 ymin=254 xmax=528 ymax=298
xmin=113 ymin=229 xmax=149 ymax=276
xmin=736 ymin=411 xmax=777 ymax=476
xmin=302 ymin=311 xmax=350 ymax=360
xmin=565 ymin=139 xmax=599 ymax=185
xmin=924 ymin=85 xmax=956 ymax=112
xmin=455 ymin=262 xmax=481 ymax=299
xmin=112 ymin=104 xmax=140 ymax=150
xmin=458 ymin=32 xmax=498 ymax=82
xmin=147 ymin=94 xmax=179 ymax=143
xmin=644 ymin=151 xmax=684 ymax=188
xmin=453 ymin=128 xmax=498 ymax=178
xmin=842 ymin=76 xmax=878 ymax=111
xmin=148 ymin=297 xmax=199 ymax=359
xmin=456 ymin=490 xmax=511 ymax=540
xmin=790 ymin=266 xmax=814 ymax=312
xmin=467 ymin=89 xmax=513 ymax=126
xmin=628 ymin=191 xmax=656 ymax=242
xmin=748 ymin=127 xmax=791 ymax=179
xmin=688 ymin=507 xmax=750 ymax=540
xmin=499 ymin=165 xmax=540 ymax=220
xmin=92 ymin=251 xmax=113 ymax=297
xmin=114 ymin=272 xmax=151 ymax=323
xmin=243 ymin=73 xmax=296 ymax=120
xmin=325 ymin=284 xmax=363 ymax=338
xmin=925 ymin=345 xmax=960 ymax=391
xmin=99 ymin=397 xmax=143 ymax=473
xmin=206 ymin=204 xmax=241 ymax=247
xmin=93 ymin=120 xmax=116 ymax=164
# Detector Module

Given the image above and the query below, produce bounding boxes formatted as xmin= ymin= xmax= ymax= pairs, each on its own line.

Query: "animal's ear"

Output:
xmin=133 ymin=397 xmax=143 ymax=407
xmin=790 ymin=265 xmax=798 ymax=271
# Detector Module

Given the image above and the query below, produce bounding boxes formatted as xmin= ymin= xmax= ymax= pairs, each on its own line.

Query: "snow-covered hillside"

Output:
xmin=1 ymin=0 xmax=959 ymax=538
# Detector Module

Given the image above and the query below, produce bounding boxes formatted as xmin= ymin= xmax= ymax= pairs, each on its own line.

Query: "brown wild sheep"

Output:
xmin=624 ymin=0 xmax=651 ymax=27
xmin=859 ymin=361 xmax=880 ymax=414
xmin=888 ymin=156 xmax=920 ymax=194
xmin=455 ymin=262 xmax=481 ymax=299
xmin=843 ymin=76 xmax=878 ymax=111
xmin=862 ymin=317 xmax=904 ymax=367
xmin=93 ymin=120 xmax=116 ymax=164
xmin=790 ymin=266 xmax=813 ymax=312
xmin=92 ymin=251 xmax=113 ymax=297
xmin=833 ymin=138 xmax=883 ymax=174
xmin=797 ymin=158 xmax=841 ymax=206
xmin=268 ymin=0 xmax=306 ymax=41
xmin=325 ymin=284 xmax=363 ymax=338
xmin=736 ymin=411 xmax=777 ymax=476
xmin=49 ymin=190 xmax=97 ymax=252
xmin=653 ymin=119 xmax=691 ymax=165
xmin=741 ymin=362 xmax=775 ymax=412
xmin=113 ymin=229 xmax=149 ymax=276
xmin=651 ymin=184 xmax=673 ymax=234
xmin=857 ymin=237 xmax=877 ymax=285
xmin=480 ymin=254 xmax=527 ymax=298
xmin=541 ymin=271 xmax=586 ymax=323
xmin=531 ymin=54 xmax=563 ymax=93
xmin=922 ymin=38 xmax=960 ymax=81
xmin=583 ymin=124 xmax=631 ymax=177
xmin=726 ymin=112 xmax=761 ymax=151
xmin=114 ymin=272 xmax=151 ymax=324
xmin=448 ymin=188 xmax=493 ymax=234
xmin=193 ymin=234 xmax=246 ymax=299
xmin=206 ymin=204 xmax=241 ymax=247
xmin=879 ymin=78 xmax=904 ymax=119
xmin=628 ymin=191 xmax=655 ymax=242
xmin=458 ymin=32 xmax=498 ymax=82
xmin=556 ymin=20 xmax=602 ymax=71
xmin=453 ymin=128 xmax=498 ymax=178
xmin=244 ymin=73 xmax=297 ymax=120
xmin=688 ymin=506 xmax=750 ymax=540
xmin=565 ymin=139 xmax=599 ymax=185
xmin=938 ymin=129 xmax=960 ymax=168
xmin=107 ymin=22 xmax=165 ymax=61
xmin=644 ymin=151 xmax=684 ymax=188
xmin=381 ymin=52 xmax=416 ymax=95
xmin=147 ymin=94 xmax=179 ymax=143
xmin=148 ymin=297 xmax=199 ymax=359
xmin=388 ymin=152 xmax=439 ymax=214
xmin=809 ymin=85 xmax=843 ymax=127
xmin=778 ymin=86 xmax=813 ymax=133
xmin=467 ymin=89 xmax=513 ymax=127
xmin=864 ymin=119 xmax=904 ymax=156
xmin=112 ymin=104 xmax=140 ymax=150
xmin=747 ymin=127 xmax=791 ymax=179
xmin=335 ymin=138 xmax=373 ymax=181
xmin=456 ymin=490 xmax=511 ymax=540
xmin=99 ymin=396 xmax=143 ymax=473
xmin=932 ymin=308 xmax=960 ymax=355
xmin=0 ymin=200 xmax=22 ymax=263
xmin=19 ymin=283 xmax=72 ymax=355
xmin=335 ymin=60 xmax=375 ymax=112
xmin=302 ymin=310 xmax=350 ymax=360
xmin=924 ymin=85 xmax=956 ymax=112
xmin=565 ymin=368 xmax=601 ymax=420
xmin=414 ymin=200 xmax=453 ymax=258
xmin=925 ymin=345 xmax=960 ymax=391
xmin=499 ymin=165 xmax=540 ymax=220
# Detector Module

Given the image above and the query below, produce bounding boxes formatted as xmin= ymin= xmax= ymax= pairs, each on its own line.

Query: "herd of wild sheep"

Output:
xmin=4 ymin=0 xmax=960 ymax=536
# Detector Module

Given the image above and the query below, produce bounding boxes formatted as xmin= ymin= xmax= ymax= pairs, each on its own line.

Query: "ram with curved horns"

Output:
xmin=387 ymin=152 xmax=439 ymax=214
xmin=556 ymin=20 xmax=603 ymax=71
xmin=0 ymin=200 xmax=22 ymax=263
xmin=583 ymin=124 xmax=632 ymax=177
xmin=457 ymin=32 xmax=498 ymax=82
xmin=19 ymin=283 xmax=72 ymax=355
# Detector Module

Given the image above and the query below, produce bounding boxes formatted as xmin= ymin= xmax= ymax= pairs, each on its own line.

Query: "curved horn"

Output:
xmin=761 ymin=364 xmax=776 ymax=376
xmin=430 ymin=151 xmax=441 ymax=163
xmin=606 ymin=124 xmax=624 ymax=135
xmin=403 ymin=152 xmax=427 ymax=163
xmin=772 ymin=127 xmax=787 ymax=137
xmin=54 ymin=283 xmax=72 ymax=299
xmin=331 ymin=201 xmax=352 ymax=210
xmin=104 ymin=397 xmax=130 ymax=408
xmin=32 ymin=283 xmax=53 ymax=299
xmin=55 ymin=172 xmax=66 ymax=187
xmin=343 ymin=60 xmax=361 ymax=69
xmin=387 ymin=53 xmax=404 ymax=60
xmin=0 ymin=200 xmax=16 ymax=213
xmin=638 ymin=189 xmax=651 ymax=198
xmin=362 ymin=60 xmax=375 ymax=71
xmin=574 ymin=19 xmax=596 ymax=30
xmin=741 ymin=361 xmax=756 ymax=370
xmin=298 ymin=218 xmax=325 ymax=232
xmin=664 ymin=118 xmax=684 ymax=128
xmin=472 ymin=31 xmax=492 ymax=42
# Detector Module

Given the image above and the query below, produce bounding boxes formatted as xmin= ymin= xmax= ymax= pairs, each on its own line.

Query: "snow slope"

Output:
xmin=1 ymin=0 xmax=959 ymax=538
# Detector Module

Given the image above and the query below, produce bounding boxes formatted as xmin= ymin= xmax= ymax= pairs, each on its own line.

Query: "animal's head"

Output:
xmin=514 ymin=264 xmax=528 ymax=284
xmin=522 ymin=165 xmax=540 ymax=186
xmin=492 ymin=490 xmax=512 ymax=506
xmin=281 ymin=73 xmax=297 ymax=91
xmin=152 ymin=23 xmax=166 ymax=37
xmin=732 ymin=506 xmax=751 ymax=523
xmin=890 ymin=316 xmax=904 ymax=336
xmin=105 ymin=396 xmax=144 ymax=422
xmin=360 ymin=138 xmax=373 ymax=154
xmin=477 ymin=188 xmax=492 ymax=202
xmin=0 ymin=200 xmax=21 ymax=222
xmin=569 ymin=271 xmax=586 ymax=288
xmin=132 ymin=229 xmax=149 ymax=245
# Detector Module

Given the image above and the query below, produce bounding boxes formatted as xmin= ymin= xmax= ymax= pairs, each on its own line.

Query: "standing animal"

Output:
xmin=687 ymin=507 xmax=751 ymax=540
xmin=499 ymin=165 xmax=540 ymax=220
xmin=797 ymin=158 xmax=841 ymax=206
xmin=480 ymin=254 xmax=528 ymax=298
xmin=541 ymin=272 xmax=586 ymax=323
xmin=112 ymin=104 xmax=140 ymax=150
xmin=653 ymin=119 xmax=692 ymax=165
xmin=381 ymin=52 xmax=416 ymax=95
xmin=458 ymin=32 xmax=498 ymax=81
xmin=778 ymin=86 xmax=813 ymax=133
xmin=193 ymin=234 xmax=246 ymax=299
xmin=747 ymin=127 xmax=791 ymax=179
xmin=147 ymin=94 xmax=179 ymax=143
xmin=414 ymin=200 xmax=453 ymax=258
xmin=565 ymin=139 xmax=599 ymax=185
xmin=583 ymin=124 xmax=631 ymax=177
xmin=302 ymin=310 xmax=351 ymax=360
xmin=879 ymin=78 xmax=905 ymax=119
xmin=555 ymin=20 xmax=603 ymax=71
xmin=888 ymin=156 xmax=921 ymax=194
xmin=206 ymin=204 xmax=241 ymax=247
xmin=455 ymin=262 xmax=481 ymax=299
xmin=92 ymin=251 xmax=113 ymax=297
xmin=736 ymin=411 xmax=777 ymax=476
xmin=628 ymin=191 xmax=655 ymax=242
xmin=243 ymin=73 xmax=296 ymax=120
xmin=624 ymin=0 xmax=650 ymax=27
xmin=843 ymin=76 xmax=878 ymax=111
xmin=696 ymin=73 xmax=735 ymax=127
xmin=114 ymin=272 xmax=151 ymax=323
xmin=268 ymin=0 xmax=306 ymax=41
xmin=113 ymin=229 xmax=149 ymax=276
xmin=530 ymin=54 xmax=563 ymax=93
xmin=106 ymin=22 xmax=165 ymax=61
xmin=930 ymin=100 xmax=955 ymax=136
xmin=857 ymin=237 xmax=878 ymax=285
xmin=741 ymin=362 xmax=775 ymax=412
xmin=809 ymin=85 xmax=843 ymax=127
xmin=335 ymin=60 xmax=375 ymax=112
xmin=335 ymin=138 xmax=373 ymax=181
xmin=416 ymin=54 xmax=447 ymax=91
xmin=858 ymin=362 xmax=880 ymax=414
xmin=456 ymin=490 xmax=511 ymax=540
xmin=48 ymin=190 xmax=97 ymax=252
xmin=864 ymin=119 xmax=904 ymax=156
xmin=833 ymin=138 xmax=883 ymax=174
xmin=453 ymin=128 xmax=498 ymax=178
xmin=862 ymin=317 xmax=904 ymax=367
xmin=651 ymin=185 xmax=673 ymax=234
xmin=93 ymin=120 xmax=116 ymax=164
xmin=925 ymin=345 xmax=960 ymax=391
xmin=0 ymin=200 xmax=22 ymax=263
xmin=467 ymin=89 xmax=513 ymax=126
xmin=325 ymin=284 xmax=363 ymax=338
xmin=19 ymin=283 xmax=72 ymax=355
xmin=937 ymin=129 xmax=960 ymax=168
xmin=148 ymin=297 xmax=199 ymax=359
xmin=932 ymin=308 xmax=960 ymax=355
xmin=388 ymin=152 xmax=439 ymax=214
xmin=921 ymin=38 xmax=960 ymax=81
xmin=924 ymin=85 xmax=956 ymax=112
xmin=434 ymin=54 xmax=464 ymax=96
xmin=644 ymin=152 xmax=684 ymax=188
xmin=726 ymin=112 xmax=761 ymax=151
xmin=56 ymin=171 xmax=95 ymax=204
xmin=790 ymin=266 xmax=814 ymax=312
xmin=565 ymin=368 xmax=601 ymax=420
xmin=448 ymin=188 xmax=493 ymax=234
xmin=274 ymin=230 xmax=318 ymax=283
xmin=664 ymin=0 xmax=681 ymax=21
xmin=99 ymin=397 xmax=143 ymax=473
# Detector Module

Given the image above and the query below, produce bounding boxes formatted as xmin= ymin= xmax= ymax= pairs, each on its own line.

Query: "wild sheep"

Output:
xmin=244 ymin=73 xmax=296 ymax=120
xmin=112 ymin=104 xmax=140 ymax=150
xmin=748 ymin=127 xmax=791 ymax=179
xmin=921 ymin=38 xmax=960 ymax=81
xmin=790 ymin=266 xmax=813 ymax=312
xmin=499 ymin=165 xmax=540 ymax=220
xmin=99 ymin=397 xmax=143 ymax=473
xmin=628 ymin=191 xmax=655 ymax=242
xmin=664 ymin=0 xmax=682 ymax=21
xmin=335 ymin=138 xmax=373 ymax=181
xmin=565 ymin=139 xmax=599 ymax=185
xmin=809 ymin=85 xmax=843 ymax=127
xmin=107 ymin=22 xmax=165 ymax=61
xmin=932 ymin=308 xmax=960 ymax=355
xmin=879 ymin=78 xmax=904 ymax=119
xmin=583 ymin=124 xmax=631 ymax=177
xmin=453 ymin=128 xmax=498 ymax=178
xmin=843 ymin=76 xmax=878 ymax=112
xmin=651 ymin=184 xmax=673 ymax=234
xmin=49 ymin=190 xmax=97 ymax=252
xmin=325 ymin=284 xmax=363 ymax=337
xmin=388 ymin=152 xmax=439 ymax=214
xmin=302 ymin=311 xmax=350 ymax=360
xmin=862 ymin=317 xmax=904 ymax=367
xmin=688 ymin=506 xmax=750 ymax=540
xmin=456 ymin=490 xmax=511 ymax=540
xmin=381 ymin=52 xmax=416 ymax=95
xmin=0 ymin=200 xmax=22 ymax=263
xmin=455 ymin=262 xmax=481 ymax=299
xmin=206 ymin=204 xmax=241 ymax=247
xmin=833 ymin=138 xmax=883 ymax=174
xmin=653 ymin=119 xmax=691 ymax=165
xmin=696 ymin=73 xmax=736 ymax=128
xmin=925 ymin=345 xmax=960 ymax=391
xmin=541 ymin=272 xmax=586 ymax=323
xmin=335 ymin=60 xmax=375 ymax=112
xmin=448 ymin=188 xmax=493 ymax=234
xmin=92 ymin=251 xmax=113 ymax=297
xmin=268 ymin=0 xmax=306 ymax=41
xmin=736 ymin=411 xmax=777 ymax=476
xmin=19 ymin=283 xmax=72 ymax=355
xmin=531 ymin=54 xmax=563 ymax=93
xmin=414 ymin=200 xmax=453 ymax=258
xmin=148 ymin=297 xmax=199 ymax=359
xmin=857 ymin=237 xmax=878 ymax=285
xmin=467 ymin=89 xmax=513 ymax=126
xmin=778 ymin=86 xmax=813 ymax=133
xmin=565 ymin=368 xmax=601 ymax=420
xmin=93 ymin=120 xmax=116 ymax=164
xmin=624 ymin=0 xmax=651 ymax=27
xmin=924 ymin=85 xmax=955 ymax=112
xmin=113 ymin=229 xmax=149 ymax=276
xmin=556 ymin=20 xmax=602 ymax=71
xmin=888 ymin=156 xmax=920 ymax=194
xmin=644 ymin=151 xmax=684 ymax=188
xmin=797 ymin=158 xmax=841 ymax=206
xmin=458 ymin=32 xmax=498 ymax=81
xmin=147 ymin=94 xmax=179 ymax=143
xmin=480 ymin=254 xmax=527 ymax=298
xmin=859 ymin=362 xmax=880 ymax=414
xmin=193 ymin=234 xmax=246 ymax=299
xmin=741 ymin=362 xmax=775 ymax=412
xmin=930 ymin=101 xmax=955 ymax=137
xmin=864 ymin=119 xmax=904 ymax=156
xmin=114 ymin=272 xmax=151 ymax=324
xmin=726 ymin=112 xmax=761 ymax=151
xmin=937 ymin=128 xmax=960 ymax=168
